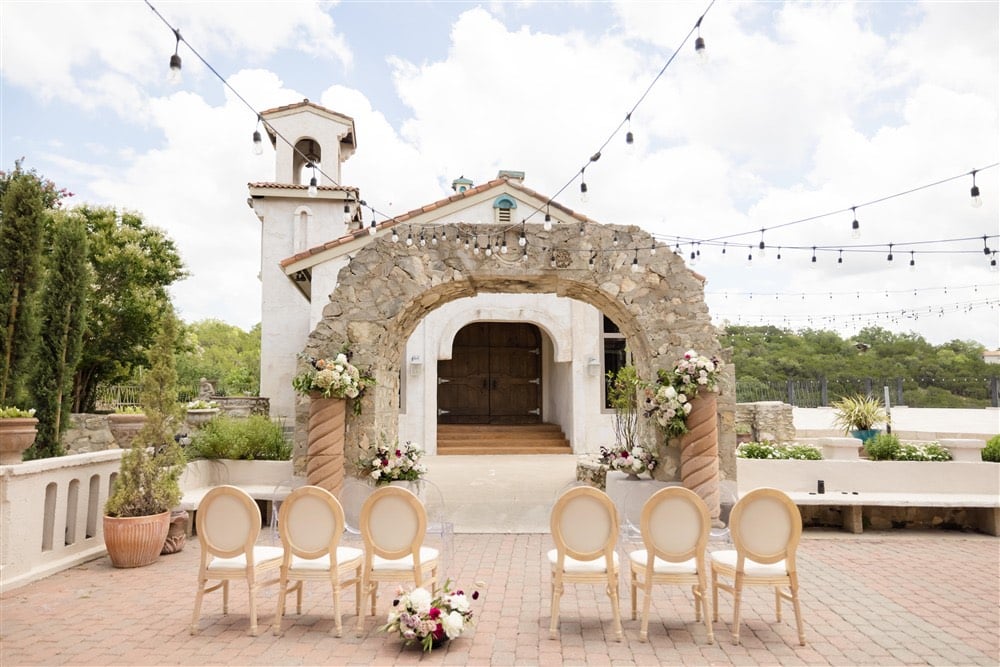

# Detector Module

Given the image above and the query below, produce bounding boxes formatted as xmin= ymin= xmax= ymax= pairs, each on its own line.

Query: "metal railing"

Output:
xmin=736 ymin=376 xmax=1000 ymax=408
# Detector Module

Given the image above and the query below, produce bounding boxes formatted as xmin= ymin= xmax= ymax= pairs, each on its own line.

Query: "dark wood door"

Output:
xmin=438 ymin=323 xmax=541 ymax=424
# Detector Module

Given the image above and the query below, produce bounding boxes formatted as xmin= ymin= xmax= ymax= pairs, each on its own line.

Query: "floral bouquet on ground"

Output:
xmin=380 ymin=580 xmax=479 ymax=651
xmin=291 ymin=351 xmax=375 ymax=401
xmin=599 ymin=444 xmax=658 ymax=476
xmin=643 ymin=349 xmax=723 ymax=438
xmin=358 ymin=436 xmax=427 ymax=484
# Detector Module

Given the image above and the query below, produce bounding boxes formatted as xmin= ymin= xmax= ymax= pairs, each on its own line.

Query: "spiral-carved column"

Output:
xmin=679 ymin=391 xmax=721 ymax=525
xmin=306 ymin=396 xmax=346 ymax=496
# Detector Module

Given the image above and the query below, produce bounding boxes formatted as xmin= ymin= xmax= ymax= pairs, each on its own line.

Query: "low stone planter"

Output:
xmin=107 ymin=414 xmax=146 ymax=449
xmin=0 ymin=418 xmax=38 ymax=464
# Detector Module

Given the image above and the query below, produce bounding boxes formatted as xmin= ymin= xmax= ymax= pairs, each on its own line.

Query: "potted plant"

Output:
xmin=0 ymin=405 xmax=38 ymax=464
xmin=107 ymin=405 xmax=147 ymax=448
xmin=601 ymin=364 xmax=657 ymax=478
xmin=103 ymin=313 xmax=185 ymax=568
xmin=184 ymin=399 xmax=220 ymax=429
xmin=831 ymin=393 xmax=890 ymax=442
xmin=380 ymin=580 xmax=479 ymax=651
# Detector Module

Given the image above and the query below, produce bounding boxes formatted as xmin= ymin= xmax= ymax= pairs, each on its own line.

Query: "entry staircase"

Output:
xmin=436 ymin=423 xmax=572 ymax=455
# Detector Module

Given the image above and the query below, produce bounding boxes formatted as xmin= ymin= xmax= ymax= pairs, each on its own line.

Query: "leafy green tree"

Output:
xmin=176 ymin=319 xmax=260 ymax=396
xmin=26 ymin=212 xmax=90 ymax=458
xmin=0 ymin=164 xmax=48 ymax=405
xmin=72 ymin=206 xmax=186 ymax=411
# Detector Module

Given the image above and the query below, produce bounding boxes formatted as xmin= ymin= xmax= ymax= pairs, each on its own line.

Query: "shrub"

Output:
xmin=736 ymin=441 xmax=783 ymax=459
xmin=782 ymin=444 xmax=823 ymax=460
xmin=864 ymin=433 xmax=901 ymax=461
xmin=186 ymin=415 xmax=291 ymax=461
xmin=983 ymin=435 xmax=1000 ymax=463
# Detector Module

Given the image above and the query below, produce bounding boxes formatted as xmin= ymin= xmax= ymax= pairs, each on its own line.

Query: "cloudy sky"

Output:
xmin=2 ymin=1 xmax=998 ymax=348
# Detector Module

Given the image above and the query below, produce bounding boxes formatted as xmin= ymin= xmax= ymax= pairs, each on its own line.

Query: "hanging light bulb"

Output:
xmin=464 ymin=238 xmax=470 ymax=251
xmin=990 ymin=251 xmax=998 ymax=272
xmin=391 ymin=230 xmax=399 ymax=243
xmin=405 ymin=230 xmax=413 ymax=247
xmin=625 ymin=113 xmax=634 ymax=152
xmin=550 ymin=251 xmax=557 ymax=268
xmin=522 ymin=248 xmax=529 ymax=262
xmin=612 ymin=232 xmax=619 ymax=246
xmin=168 ymin=29 xmax=183 ymax=85
xmin=473 ymin=240 xmax=480 ymax=255
xmin=837 ymin=249 xmax=843 ymax=264
xmin=519 ymin=229 xmax=527 ymax=247
xmin=419 ymin=232 xmax=426 ymax=247
xmin=811 ymin=247 xmax=817 ymax=264
xmin=851 ymin=207 xmax=861 ymax=239
xmin=689 ymin=249 xmax=698 ymax=265
xmin=757 ymin=229 xmax=766 ymax=258
xmin=368 ymin=219 xmax=377 ymax=236
xmin=580 ymin=179 xmax=589 ymax=203
xmin=543 ymin=208 xmax=553 ymax=231
xmin=694 ymin=17 xmax=707 ymax=61
xmin=886 ymin=243 xmax=894 ymax=262
xmin=909 ymin=251 xmax=915 ymax=270
xmin=983 ymin=236 xmax=991 ymax=255
xmin=776 ymin=246 xmax=782 ymax=260
xmin=431 ymin=232 xmax=438 ymax=246
xmin=501 ymin=238 xmax=508 ymax=254
xmin=649 ymin=244 xmax=656 ymax=256
xmin=970 ymin=170 xmax=982 ymax=208
xmin=589 ymin=252 xmax=596 ymax=268
xmin=252 ymin=128 xmax=263 ymax=156
xmin=308 ymin=176 xmax=318 ymax=198
xmin=631 ymin=251 xmax=641 ymax=273
xmin=746 ymin=247 xmax=753 ymax=267
xmin=485 ymin=243 xmax=492 ymax=257
xmin=721 ymin=242 xmax=727 ymax=255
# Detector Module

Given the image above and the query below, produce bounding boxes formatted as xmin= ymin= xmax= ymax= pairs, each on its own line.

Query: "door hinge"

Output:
xmin=528 ymin=408 xmax=541 ymax=415
xmin=437 ymin=377 xmax=450 ymax=384
xmin=529 ymin=378 xmax=540 ymax=385
xmin=437 ymin=408 xmax=451 ymax=416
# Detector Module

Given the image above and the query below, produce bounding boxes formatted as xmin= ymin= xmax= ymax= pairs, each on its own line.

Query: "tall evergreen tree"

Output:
xmin=0 ymin=164 xmax=47 ymax=405
xmin=27 ymin=212 xmax=90 ymax=459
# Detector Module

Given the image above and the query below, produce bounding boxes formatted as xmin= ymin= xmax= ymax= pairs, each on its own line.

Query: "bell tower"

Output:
xmin=248 ymin=99 xmax=359 ymax=422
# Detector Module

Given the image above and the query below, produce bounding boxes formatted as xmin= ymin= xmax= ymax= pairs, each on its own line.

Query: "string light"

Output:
xmin=252 ymin=116 xmax=263 ymax=155
xmin=851 ymin=206 xmax=860 ymax=239
xmin=694 ymin=15 xmax=706 ymax=60
xmin=307 ymin=163 xmax=318 ymax=197
xmin=777 ymin=246 xmax=782 ymax=260
xmin=405 ymin=229 xmax=413 ymax=247
xmin=625 ymin=113 xmax=634 ymax=150
xmin=837 ymin=249 xmax=843 ymax=264
xmin=886 ymin=243 xmax=894 ymax=262
xmin=970 ymin=170 xmax=982 ymax=208
xmin=983 ymin=236 xmax=992 ymax=255
xmin=909 ymin=251 xmax=915 ymax=270
xmin=631 ymin=249 xmax=641 ymax=273
xmin=757 ymin=229 xmax=766 ymax=258
xmin=543 ymin=207 xmax=552 ymax=231
xmin=391 ymin=230 xmax=399 ymax=243
xmin=579 ymin=169 xmax=589 ymax=203
xmin=168 ymin=28 xmax=182 ymax=85
xmin=518 ymin=227 xmax=527 ymax=247
xmin=811 ymin=247 xmax=817 ymax=264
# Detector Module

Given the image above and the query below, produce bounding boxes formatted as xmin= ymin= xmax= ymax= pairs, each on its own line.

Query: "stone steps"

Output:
xmin=437 ymin=423 xmax=572 ymax=455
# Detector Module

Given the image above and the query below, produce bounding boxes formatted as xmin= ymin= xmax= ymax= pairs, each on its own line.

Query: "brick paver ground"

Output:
xmin=1 ymin=530 xmax=997 ymax=666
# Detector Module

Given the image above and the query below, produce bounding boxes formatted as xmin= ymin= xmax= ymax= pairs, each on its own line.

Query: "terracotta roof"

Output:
xmin=248 ymin=182 xmax=358 ymax=193
xmin=278 ymin=176 xmax=600 ymax=269
xmin=258 ymin=99 xmax=354 ymax=124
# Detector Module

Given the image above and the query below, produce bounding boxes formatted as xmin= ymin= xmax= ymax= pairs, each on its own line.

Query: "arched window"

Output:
xmin=492 ymin=195 xmax=517 ymax=224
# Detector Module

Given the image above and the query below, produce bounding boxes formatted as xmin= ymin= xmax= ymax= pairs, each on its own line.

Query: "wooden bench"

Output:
xmin=737 ymin=439 xmax=998 ymax=535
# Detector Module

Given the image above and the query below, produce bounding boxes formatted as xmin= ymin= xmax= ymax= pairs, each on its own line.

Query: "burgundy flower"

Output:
xmin=429 ymin=607 xmax=441 ymax=619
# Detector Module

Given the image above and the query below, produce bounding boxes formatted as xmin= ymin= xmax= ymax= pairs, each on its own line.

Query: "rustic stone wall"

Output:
xmin=298 ymin=221 xmax=730 ymax=479
xmin=735 ymin=401 xmax=796 ymax=444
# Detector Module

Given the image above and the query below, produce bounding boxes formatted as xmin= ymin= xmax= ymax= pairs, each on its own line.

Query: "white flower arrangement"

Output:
xmin=359 ymin=437 xmax=427 ymax=483
xmin=599 ymin=444 xmax=658 ymax=475
xmin=291 ymin=351 xmax=374 ymax=402
xmin=644 ymin=349 xmax=723 ymax=438
xmin=380 ymin=580 xmax=478 ymax=651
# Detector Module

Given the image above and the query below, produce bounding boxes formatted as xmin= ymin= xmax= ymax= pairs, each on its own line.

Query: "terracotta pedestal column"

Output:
xmin=306 ymin=396 xmax=346 ymax=496
xmin=679 ymin=391 xmax=721 ymax=526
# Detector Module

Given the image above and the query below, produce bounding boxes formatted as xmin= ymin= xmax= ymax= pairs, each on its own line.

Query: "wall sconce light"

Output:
xmin=409 ymin=354 xmax=423 ymax=376
xmin=586 ymin=356 xmax=601 ymax=377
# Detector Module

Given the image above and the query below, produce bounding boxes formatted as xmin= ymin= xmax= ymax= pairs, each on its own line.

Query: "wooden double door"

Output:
xmin=437 ymin=323 xmax=542 ymax=424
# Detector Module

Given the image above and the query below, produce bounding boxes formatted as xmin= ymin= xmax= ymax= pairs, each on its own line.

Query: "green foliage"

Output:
xmin=864 ymin=433 xmax=901 ymax=460
xmin=606 ymin=364 xmax=641 ymax=449
xmin=982 ymin=436 xmax=1000 ymax=463
xmin=186 ymin=415 xmax=291 ymax=461
xmin=831 ymin=394 xmax=889 ymax=432
xmin=736 ymin=441 xmax=823 ymax=460
xmin=72 ymin=206 xmax=186 ymax=412
xmin=722 ymin=325 xmax=996 ymax=407
xmin=176 ymin=319 xmax=260 ymax=396
xmin=105 ymin=312 xmax=184 ymax=517
xmin=896 ymin=442 xmax=952 ymax=462
xmin=0 ymin=163 xmax=47 ymax=406
xmin=26 ymin=212 xmax=90 ymax=459
xmin=0 ymin=405 xmax=35 ymax=418
xmin=783 ymin=444 xmax=824 ymax=460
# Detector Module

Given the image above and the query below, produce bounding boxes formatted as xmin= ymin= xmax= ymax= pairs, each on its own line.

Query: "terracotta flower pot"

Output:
xmin=0 ymin=417 xmax=38 ymax=464
xmin=103 ymin=510 xmax=170 ymax=568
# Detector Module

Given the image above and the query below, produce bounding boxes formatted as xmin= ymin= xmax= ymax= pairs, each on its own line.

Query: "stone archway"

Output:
xmin=295 ymin=221 xmax=723 ymax=476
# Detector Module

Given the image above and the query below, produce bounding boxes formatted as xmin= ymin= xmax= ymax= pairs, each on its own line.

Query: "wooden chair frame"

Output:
xmin=629 ymin=486 xmax=714 ymax=643
xmin=190 ymin=485 xmax=283 ymax=636
xmin=356 ymin=485 xmax=439 ymax=635
xmin=548 ymin=486 xmax=623 ymax=641
xmin=274 ymin=485 xmax=363 ymax=637
xmin=710 ymin=487 xmax=806 ymax=645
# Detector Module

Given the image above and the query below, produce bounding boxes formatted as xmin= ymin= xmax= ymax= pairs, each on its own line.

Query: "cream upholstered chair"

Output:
xmin=274 ymin=485 xmax=363 ymax=637
xmin=356 ymin=485 xmax=439 ymax=635
xmin=710 ymin=487 xmax=806 ymax=645
xmin=628 ymin=486 xmax=714 ymax=643
xmin=548 ymin=486 xmax=623 ymax=641
xmin=190 ymin=485 xmax=283 ymax=636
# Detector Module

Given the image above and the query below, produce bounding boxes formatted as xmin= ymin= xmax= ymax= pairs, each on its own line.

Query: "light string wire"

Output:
xmin=145 ymin=1 xmax=997 ymax=266
xmin=713 ymin=297 xmax=998 ymax=324
xmin=708 ymin=283 xmax=993 ymax=298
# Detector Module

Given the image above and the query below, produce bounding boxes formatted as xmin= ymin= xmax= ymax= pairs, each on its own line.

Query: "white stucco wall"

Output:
xmin=397 ymin=293 xmax=617 ymax=454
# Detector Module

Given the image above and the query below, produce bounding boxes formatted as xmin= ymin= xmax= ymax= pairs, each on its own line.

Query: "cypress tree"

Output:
xmin=27 ymin=212 xmax=90 ymax=459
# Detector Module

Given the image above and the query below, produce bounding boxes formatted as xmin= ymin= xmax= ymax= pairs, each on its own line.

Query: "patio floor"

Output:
xmin=1 ymin=529 xmax=997 ymax=666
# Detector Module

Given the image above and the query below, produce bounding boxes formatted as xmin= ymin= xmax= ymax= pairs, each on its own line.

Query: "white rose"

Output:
xmin=442 ymin=610 xmax=465 ymax=638
xmin=407 ymin=587 xmax=433 ymax=614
